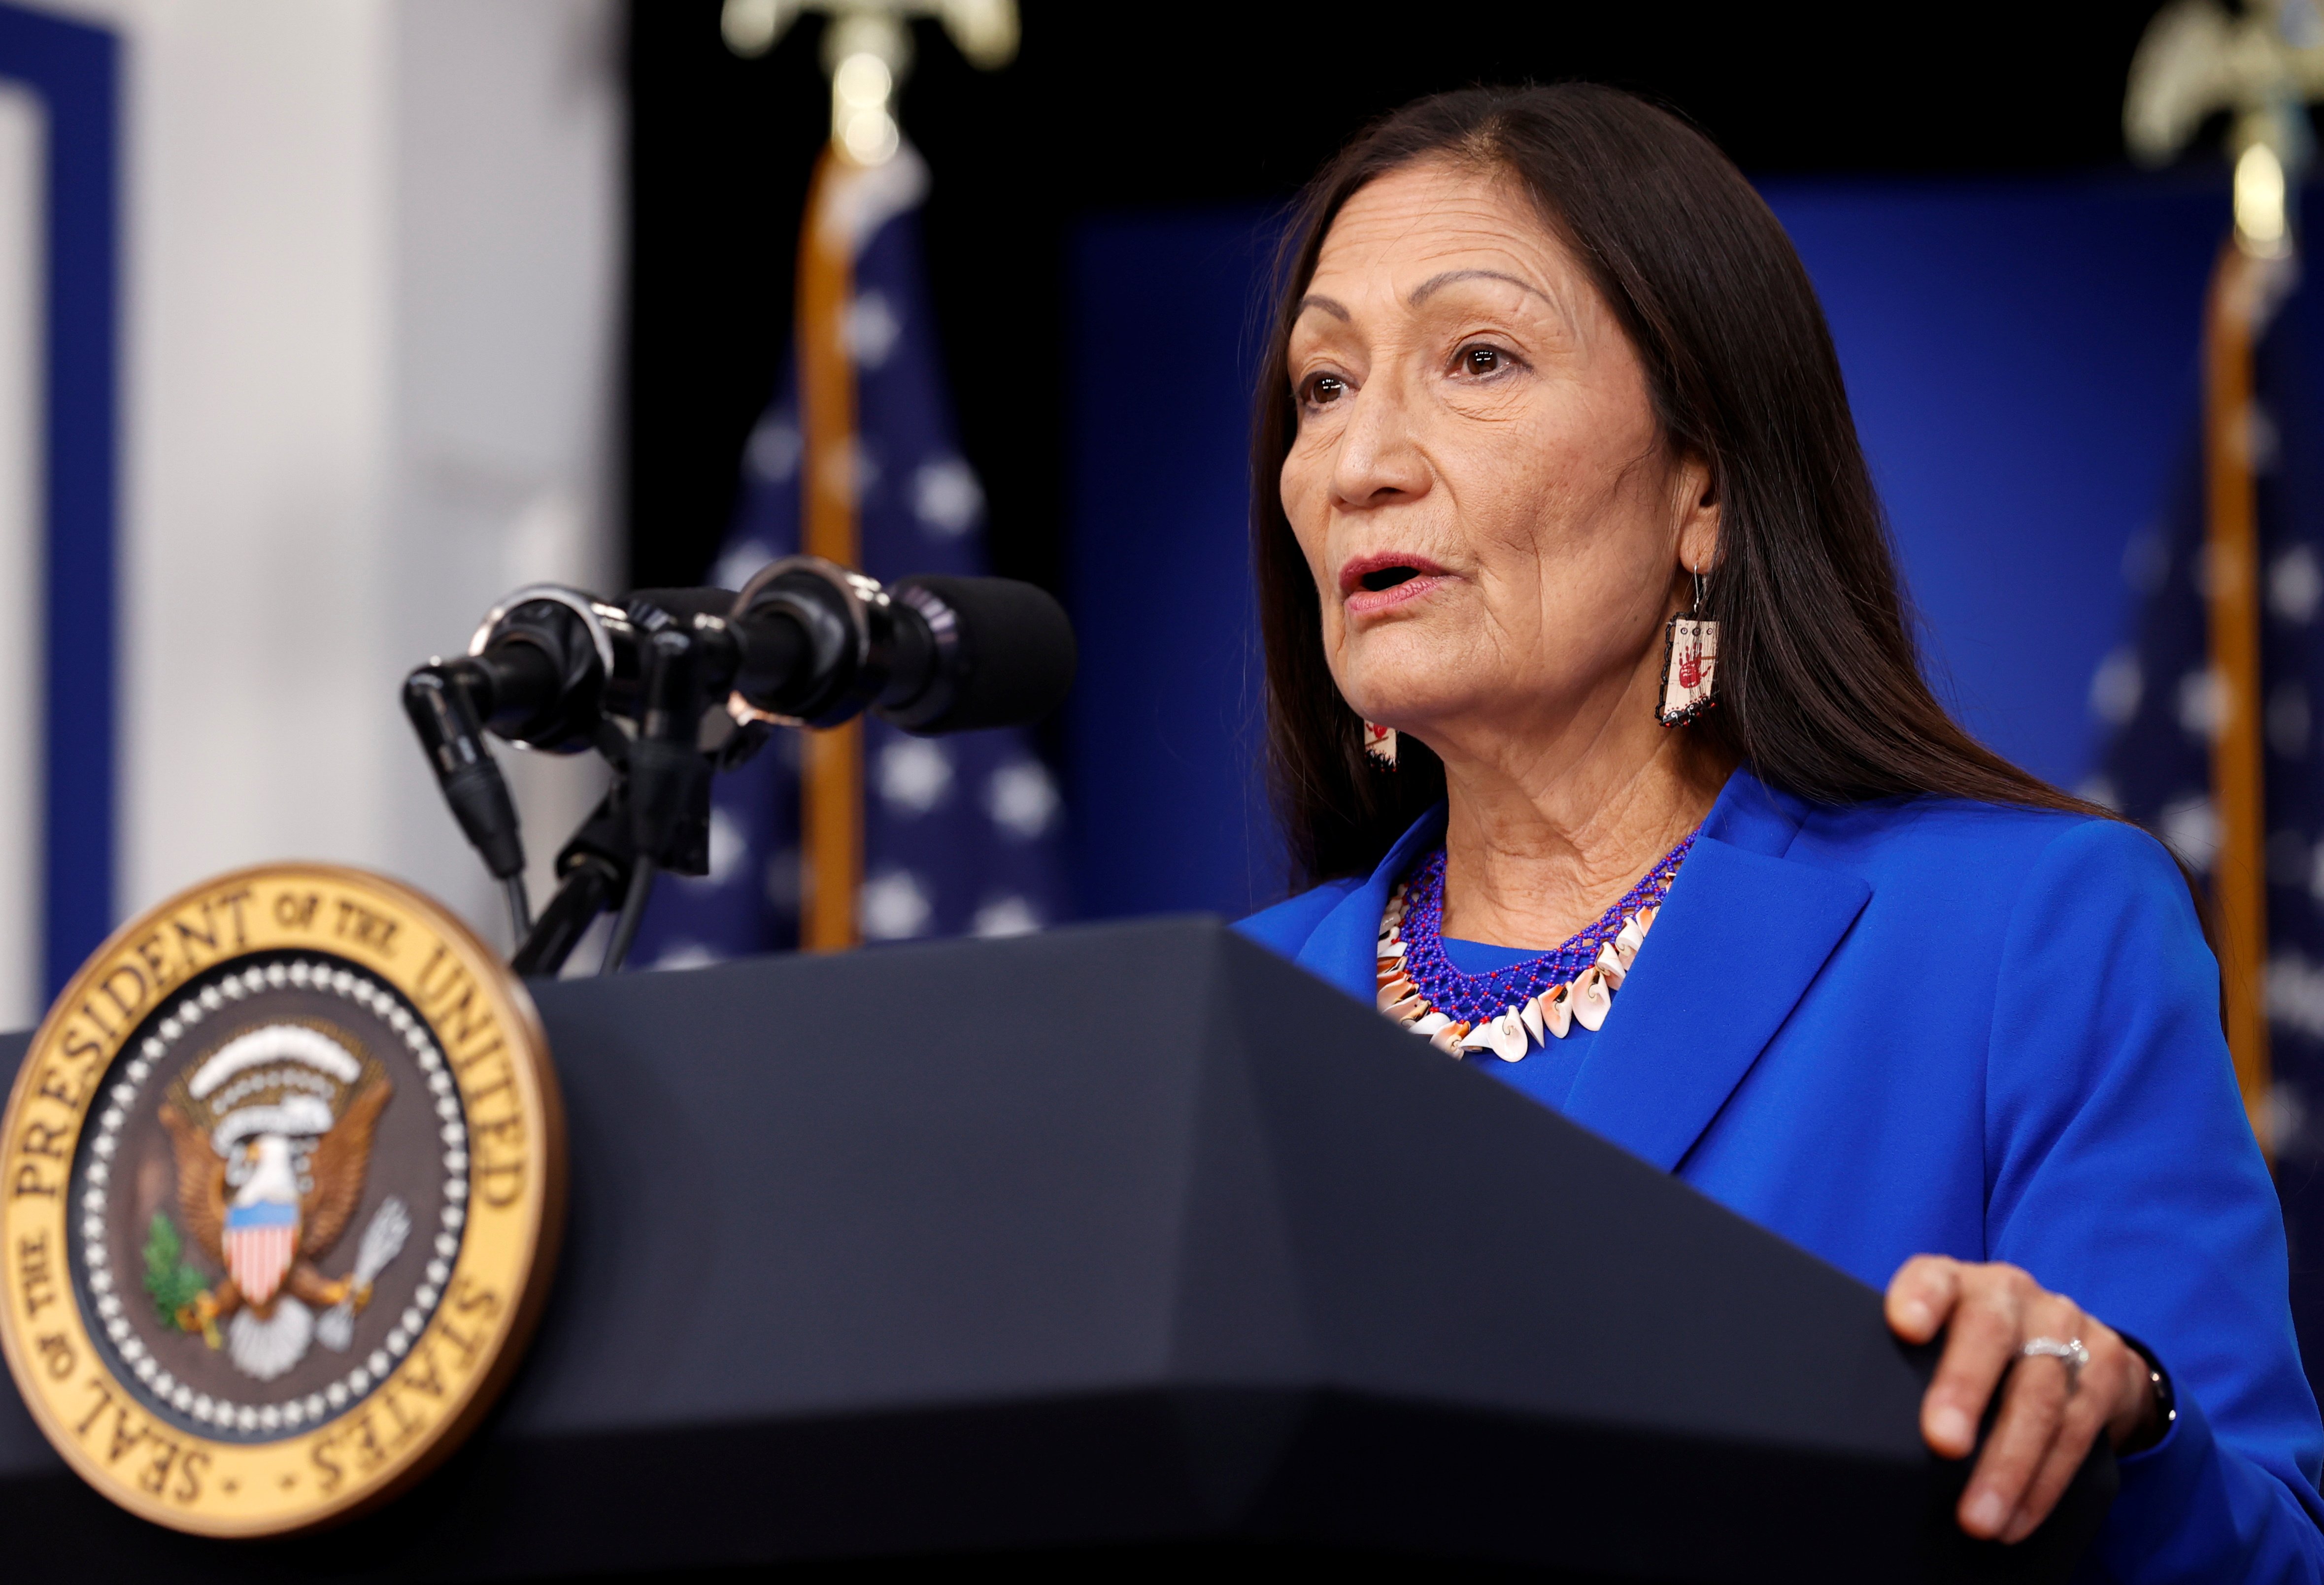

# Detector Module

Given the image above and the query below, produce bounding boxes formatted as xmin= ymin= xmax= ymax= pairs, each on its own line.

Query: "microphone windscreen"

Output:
xmin=895 ymin=575 xmax=1077 ymax=732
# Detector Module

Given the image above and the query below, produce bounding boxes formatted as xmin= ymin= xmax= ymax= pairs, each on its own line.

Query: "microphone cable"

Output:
xmin=502 ymin=874 xmax=533 ymax=945
xmin=600 ymin=857 xmax=657 ymax=976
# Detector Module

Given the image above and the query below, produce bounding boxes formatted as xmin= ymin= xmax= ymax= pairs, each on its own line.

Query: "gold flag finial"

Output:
xmin=2127 ymin=0 xmax=2324 ymax=253
xmin=720 ymin=0 xmax=1018 ymax=167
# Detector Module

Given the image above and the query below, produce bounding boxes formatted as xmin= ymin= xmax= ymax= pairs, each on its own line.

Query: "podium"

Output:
xmin=0 ymin=917 xmax=2107 ymax=1580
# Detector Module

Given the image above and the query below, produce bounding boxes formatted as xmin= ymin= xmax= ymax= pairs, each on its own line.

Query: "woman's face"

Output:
xmin=1280 ymin=159 xmax=1718 ymax=759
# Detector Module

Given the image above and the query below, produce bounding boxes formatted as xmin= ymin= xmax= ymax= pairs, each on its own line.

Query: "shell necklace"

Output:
xmin=1375 ymin=832 xmax=1696 ymax=1061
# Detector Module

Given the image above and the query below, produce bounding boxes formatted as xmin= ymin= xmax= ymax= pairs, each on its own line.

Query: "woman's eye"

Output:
xmin=1302 ymin=373 xmax=1347 ymax=406
xmin=1459 ymin=345 xmax=1508 ymax=376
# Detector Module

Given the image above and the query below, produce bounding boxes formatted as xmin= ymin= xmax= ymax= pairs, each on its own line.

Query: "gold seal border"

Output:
xmin=0 ymin=863 xmax=567 ymax=1537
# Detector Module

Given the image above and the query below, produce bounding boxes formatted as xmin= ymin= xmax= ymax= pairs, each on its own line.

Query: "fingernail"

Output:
xmin=1965 ymin=1491 xmax=2006 ymax=1534
xmin=1931 ymin=1407 xmax=1973 ymax=1449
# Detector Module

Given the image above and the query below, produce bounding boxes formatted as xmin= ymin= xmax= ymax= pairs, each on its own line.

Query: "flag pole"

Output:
xmin=798 ymin=146 xmax=862 ymax=952
xmin=2126 ymin=0 xmax=2324 ymax=1162
xmin=2203 ymin=237 xmax=2272 ymax=1156
xmin=763 ymin=1 xmax=1019 ymax=952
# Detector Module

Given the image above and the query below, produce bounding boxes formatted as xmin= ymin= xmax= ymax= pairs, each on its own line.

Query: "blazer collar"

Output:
xmin=1305 ymin=769 xmax=1871 ymax=1175
xmin=1563 ymin=768 xmax=1871 ymax=1170
xmin=1292 ymin=767 xmax=1868 ymax=1171
xmin=1294 ymin=803 xmax=1447 ymax=1002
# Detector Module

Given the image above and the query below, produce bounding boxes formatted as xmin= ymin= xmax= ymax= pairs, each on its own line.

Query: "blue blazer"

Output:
xmin=1237 ymin=768 xmax=2324 ymax=1582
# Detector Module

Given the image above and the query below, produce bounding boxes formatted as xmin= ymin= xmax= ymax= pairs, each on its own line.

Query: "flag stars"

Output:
xmin=2089 ymin=647 xmax=2142 ymax=726
xmin=972 ymin=895 xmax=1042 ymax=938
xmin=2271 ymin=543 xmax=2323 ymax=624
xmin=745 ymin=418 xmax=801 ymax=485
xmin=843 ymin=290 xmax=903 ymax=368
xmin=2161 ymin=793 xmax=2221 ymax=872
xmin=2178 ymin=666 xmax=2229 ymax=741
xmin=911 ymin=457 xmax=984 ymax=537
xmin=715 ymin=536 xmax=779 ymax=591
xmin=861 ymin=868 xmax=934 ymax=941
xmin=877 ymin=737 xmax=954 ymax=816
xmin=2266 ymin=1078 xmax=2309 ymax=1158
xmin=702 ymin=806 xmax=747 ymax=885
xmin=986 ymin=760 xmax=1059 ymax=840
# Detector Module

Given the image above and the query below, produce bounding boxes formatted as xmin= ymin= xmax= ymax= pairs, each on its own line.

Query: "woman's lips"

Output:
xmin=1339 ymin=554 xmax=1451 ymax=618
xmin=1344 ymin=573 xmax=1448 ymax=617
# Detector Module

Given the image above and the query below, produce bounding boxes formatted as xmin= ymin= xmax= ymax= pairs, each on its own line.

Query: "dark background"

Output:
xmin=625 ymin=0 xmax=2187 ymax=600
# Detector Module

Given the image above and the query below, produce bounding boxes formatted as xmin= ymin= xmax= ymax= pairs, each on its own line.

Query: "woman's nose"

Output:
xmin=1330 ymin=377 xmax=1430 ymax=508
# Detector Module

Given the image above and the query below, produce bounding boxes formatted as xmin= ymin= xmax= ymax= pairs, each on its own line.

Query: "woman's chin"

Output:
xmin=1337 ymin=629 xmax=1479 ymax=704
xmin=1337 ymin=677 xmax=1479 ymax=739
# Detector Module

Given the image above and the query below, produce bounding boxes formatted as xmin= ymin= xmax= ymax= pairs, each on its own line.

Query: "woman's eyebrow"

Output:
xmin=1294 ymin=293 xmax=1351 ymax=322
xmin=1407 ymin=267 xmax=1551 ymax=307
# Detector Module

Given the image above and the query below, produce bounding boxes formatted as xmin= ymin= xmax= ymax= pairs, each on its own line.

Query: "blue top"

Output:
xmin=1441 ymin=935 xmax=1602 ymax=1111
xmin=1237 ymin=767 xmax=2324 ymax=1581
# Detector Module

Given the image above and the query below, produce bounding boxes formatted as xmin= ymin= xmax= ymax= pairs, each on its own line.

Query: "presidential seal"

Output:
xmin=0 ymin=864 xmax=564 ymax=1536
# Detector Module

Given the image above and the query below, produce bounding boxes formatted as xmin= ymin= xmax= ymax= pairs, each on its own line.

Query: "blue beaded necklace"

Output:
xmin=1393 ymin=832 xmax=1695 ymax=1028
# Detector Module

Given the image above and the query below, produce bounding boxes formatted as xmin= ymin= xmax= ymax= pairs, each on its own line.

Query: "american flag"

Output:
xmin=2088 ymin=263 xmax=2324 ymax=1404
xmin=629 ymin=144 xmax=1069 ymax=964
xmin=224 ymin=1198 xmax=299 ymax=1307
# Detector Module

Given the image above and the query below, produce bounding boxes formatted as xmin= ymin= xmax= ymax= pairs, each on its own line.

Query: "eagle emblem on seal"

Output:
xmin=151 ymin=1023 xmax=412 ymax=1381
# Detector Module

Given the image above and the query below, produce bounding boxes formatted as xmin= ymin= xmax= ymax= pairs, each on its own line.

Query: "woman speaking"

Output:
xmin=1237 ymin=85 xmax=2324 ymax=1576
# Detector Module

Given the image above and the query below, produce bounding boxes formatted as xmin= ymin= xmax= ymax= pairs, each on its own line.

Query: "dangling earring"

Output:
xmin=1362 ymin=719 xmax=1399 ymax=770
xmin=1657 ymin=567 xmax=1720 ymax=726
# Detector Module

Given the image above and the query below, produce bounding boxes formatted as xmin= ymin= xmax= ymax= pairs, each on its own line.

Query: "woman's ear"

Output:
xmin=1674 ymin=452 xmax=1721 ymax=575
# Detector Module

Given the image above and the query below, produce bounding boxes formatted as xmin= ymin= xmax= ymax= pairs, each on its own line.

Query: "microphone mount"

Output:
xmin=404 ymin=555 xmax=1077 ymax=977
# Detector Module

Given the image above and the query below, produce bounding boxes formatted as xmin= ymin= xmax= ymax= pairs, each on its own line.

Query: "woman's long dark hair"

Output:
xmin=1254 ymin=83 xmax=2099 ymax=885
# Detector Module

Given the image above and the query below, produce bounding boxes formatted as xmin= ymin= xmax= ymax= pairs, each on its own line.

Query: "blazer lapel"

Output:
xmin=1562 ymin=773 xmax=1871 ymax=1172
xmin=1295 ymin=805 xmax=1447 ymax=1002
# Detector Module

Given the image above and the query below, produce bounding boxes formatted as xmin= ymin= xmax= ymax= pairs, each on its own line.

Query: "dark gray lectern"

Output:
xmin=0 ymin=918 xmax=2107 ymax=1581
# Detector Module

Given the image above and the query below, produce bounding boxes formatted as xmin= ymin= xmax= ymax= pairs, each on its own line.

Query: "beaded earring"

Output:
xmin=1362 ymin=720 xmax=1398 ymax=770
xmin=1657 ymin=567 xmax=1720 ymax=726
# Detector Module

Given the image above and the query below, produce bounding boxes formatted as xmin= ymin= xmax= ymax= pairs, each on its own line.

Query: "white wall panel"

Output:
xmin=0 ymin=86 xmax=43 ymax=1025
xmin=23 ymin=0 xmax=622 ymax=950
xmin=120 ymin=0 xmax=397 ymax=921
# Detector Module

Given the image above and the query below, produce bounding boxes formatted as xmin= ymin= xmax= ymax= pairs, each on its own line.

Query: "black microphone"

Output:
xmin=433 ymin=562 xmax=1075 ymax=759
xmin=403 ymin=587 xmax=631 ymax=940
xmin=408 ymin=561 xmax=1076 ymax=969
xmin=725 ymin=557 xmax=1076 ymax=734
xmin=402 ymin=666 xmax=527 ymax=881
xmin=457 ymin=586 xmax=636 ymax=752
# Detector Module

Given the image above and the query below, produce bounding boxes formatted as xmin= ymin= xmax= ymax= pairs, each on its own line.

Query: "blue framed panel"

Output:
xmin=1065 ymin=176 xmax=2234 ymax=920
xmin=1761 ymin=172 xmax=2224 ymax=788
xmin=1066 ymin=208 xmax=1286 ymax=923
xmin=0 ymin=2 xmax=116 ymax=995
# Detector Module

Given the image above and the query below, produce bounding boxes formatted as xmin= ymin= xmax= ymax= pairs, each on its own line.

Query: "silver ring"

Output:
xmin=2021 ymin=1336 xmax=2090 ymax=1381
